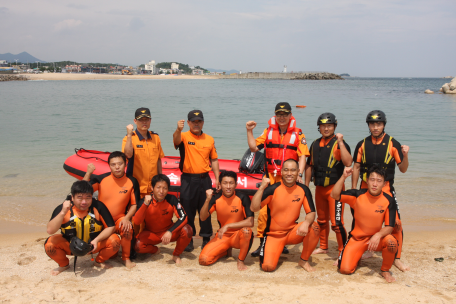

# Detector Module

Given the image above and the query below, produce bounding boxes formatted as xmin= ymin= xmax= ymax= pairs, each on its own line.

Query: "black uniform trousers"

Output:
xmin=180 ymin=173 xmax=213 ymax=238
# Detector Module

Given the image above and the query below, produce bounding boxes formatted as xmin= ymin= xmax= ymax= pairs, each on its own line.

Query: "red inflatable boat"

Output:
xmin=64 ymin=148 xmax=265 ymax=197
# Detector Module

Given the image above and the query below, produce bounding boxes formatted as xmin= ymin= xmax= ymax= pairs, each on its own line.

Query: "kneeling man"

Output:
xmin=45 ymin=181 xmax=120 ymax=275
xmin=199 ymin=171 xmax=254 ymax=271
xmin=331 ymin=166 xmax=398 ymax=283
xmin=133 ymin=174 xmax=193 ymax=265
xmin=251 ymin=159 xmax=320 ymax=272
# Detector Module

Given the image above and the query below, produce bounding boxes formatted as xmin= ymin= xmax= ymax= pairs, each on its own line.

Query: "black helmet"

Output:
xmin=366 ymin=110 xmax=387 ymax=124
xmin=70 ymin=237 xmax=93 ymax=257
xmin=317 ymin=112 xmax=337 ymax=125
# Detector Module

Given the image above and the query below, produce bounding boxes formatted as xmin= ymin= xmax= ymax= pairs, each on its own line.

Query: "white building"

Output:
xmin=192 ymin=69 xmax=204 ymax=75
xmin=0 ymin=60 xmax=8 ymax=67
xmin=145 ymin=60 xmax=157 ymax=75
xmin=171 ymin=62 xmax=179 ymax=71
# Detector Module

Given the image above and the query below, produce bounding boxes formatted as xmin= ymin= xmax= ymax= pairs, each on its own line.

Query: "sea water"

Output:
xmin=1 ymin=78 xmax=455 ymax=226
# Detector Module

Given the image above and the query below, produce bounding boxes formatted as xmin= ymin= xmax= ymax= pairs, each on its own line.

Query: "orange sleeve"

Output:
xmin=390 ymin=140 xmax=403 ymax=164
xmin=340 ymin=190 xmax=358 ymax=208
xmin=157 ymin=136 xmax=165 ymax=158
xmin=92 ymin=183 xmax=99 ymax=192
xmin=355 ymin=143 xmax=364 ymax=163
xmin=260 ymin=196 xmax=272 ymax=208
xmin=210 ymin=138 xmax=218 ymax=159
xmin=121 ymin=135 xmax=127 ymax=152
xmin=175 ymin=132 xmax=186 ymax=149
xmin=333 ymin=142 xmax=342 ymax=161
xmin=133 ymin=204 xmax=147 ymax=225
xmin=255 ymin=128 xmax=268 ymax=147
xmin=297 ymin=133 xmax=310 ymax=157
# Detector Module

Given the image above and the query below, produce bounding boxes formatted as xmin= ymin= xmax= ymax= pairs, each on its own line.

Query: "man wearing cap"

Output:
xmin=122 ymin=107 xmax=165 ymax=199
xmin=173 ymin=110 xmax=220 ymax=252
xmin=246 ymin=102 xmax=310 ymax=257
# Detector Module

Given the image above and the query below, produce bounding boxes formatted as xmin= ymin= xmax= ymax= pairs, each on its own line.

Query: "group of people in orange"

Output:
xmin=44 ymin=103 xmax=410 ymax=283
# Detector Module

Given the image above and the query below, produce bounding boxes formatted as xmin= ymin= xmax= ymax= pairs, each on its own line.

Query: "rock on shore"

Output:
xmin=0 ymin=75 xmax=28 ymax=82
xmin=424 ymin=89 xmax=434 ymax=94
xmin=441 ymin=76 xmax=456 ymax=94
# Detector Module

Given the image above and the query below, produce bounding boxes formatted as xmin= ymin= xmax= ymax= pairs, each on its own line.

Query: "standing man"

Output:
xmin=352 ymin=110 xmax=410 ymax=272
xmin=199 ymin=171 xmax=254 ymax=271
xmin=122 ymin=107 xmax=165 ymax=198
xmin=246 ymin=102 xmax=310 ymax=257
xmin=331 ymin=166 xmax=398 ymax=283
xmin=83 ymin=151 xmax=140 ymax=269
xmin=305 ymin=113 xmax=352 ymax=258
xmin=173 ymin=110 xmax=220 ymax=252
xmin=251 ymin=159 xmax=320 ymax=272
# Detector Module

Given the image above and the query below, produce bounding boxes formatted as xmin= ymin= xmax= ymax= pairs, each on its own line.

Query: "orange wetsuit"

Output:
xmin=90 ymin=173 xmax=140 ymax=260
xmin=354 ymin=133 xmax=404 ymax=258
xmin=44 ymin=199 xmax=120 ymax=267
xmin=255 ymin=123 xmax=310 ymax=238
xmin=133 ymin=194 xmax=192 ymax=256
xmin=259 ymin=182 xmax=320 ymax=272
xmin=337 ymin=189 xmax=398 ymax=274
xmin=199 ymin=191 xmax=254 ymax=266
xmin=307 ymin=135 xmax=351 ymax=252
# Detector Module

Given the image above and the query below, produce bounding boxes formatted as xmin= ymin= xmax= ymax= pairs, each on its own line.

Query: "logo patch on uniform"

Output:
xmin=382 ymin=143 xmax=386 ymax=145
xmin=320 ymin=119 xmax=329 ymax=123
xmin=301 ymin=138 xmax=307 ymax=145
xmin=141 ymin=110 xmax=146 ymax=113
xmin=375 ymin=205 xmax=385 ymax=213
xmin=188 ymin=142 xmax=195 ymax=145
xmin=177 ymin=203 xmax=182 ymax=209
xmin=136 ymin=145 xmax=143 ymax=148
xmin=194 ymin=112 xmax=200 ymax=116
xmin=292 ymin=198 xmax=301 ymax=203
xmin=280 ymin=105 xmax=285 ymax=108
xmin=327 ymin=145 xmax=330 ymax=148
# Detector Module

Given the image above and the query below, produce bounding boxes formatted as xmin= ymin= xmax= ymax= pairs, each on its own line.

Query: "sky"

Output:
xmin=1 ymin=0 xmax=455 ymax=77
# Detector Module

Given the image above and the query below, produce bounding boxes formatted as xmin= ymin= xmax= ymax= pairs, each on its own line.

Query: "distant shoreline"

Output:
xmin=24 ymin=73 xmax=219 ymax=81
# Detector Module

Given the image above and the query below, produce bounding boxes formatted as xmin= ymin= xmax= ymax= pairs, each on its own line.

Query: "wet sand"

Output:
xmin=1 ymin=212 xmax=456 ymax=303
xmin=24 ymin=73 xmax=218 ymax=81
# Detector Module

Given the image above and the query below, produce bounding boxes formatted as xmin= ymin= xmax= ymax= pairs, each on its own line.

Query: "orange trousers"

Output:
xmin=44 ymin=234 xmax=121 ymax=267
xmin=338 ymin=234 xmax=398 ymax=273
xmin=114 ymin=217 xmax=133 ymax=261
xmin=199 ymin=227 xmax=253 ymax=265
xmin=135 ymin=224 xmax=193 ymax=256
xmin=260 ymin=222 xmax=320 ymax=272
xmin=315 ymin=185 xmax=347 ymax=253
xmin=257 ymin=174 xmax=281 ymax=238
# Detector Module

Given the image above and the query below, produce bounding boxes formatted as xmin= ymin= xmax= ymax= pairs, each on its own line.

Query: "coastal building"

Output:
xmin=145 ymin=60 xmax=157 ymax=75
xmin=0 ymin=60 xmax=8 ymax=67
xmin=171 ymin=62 xmax=179 ymax=71
xmin=192 ymin=69 xmax=204 ymax=75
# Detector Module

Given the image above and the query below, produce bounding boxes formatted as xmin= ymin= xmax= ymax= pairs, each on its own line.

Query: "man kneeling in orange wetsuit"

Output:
xmin=251 ymin=159 xmax=320 ymax=272
xmin=83 ymin=151 xmax=140 ymax=269
xmin=45 ymin=181 xmax=120 ymax=275
xmin=199 ymin=171 xmax=254 ymax=271
xmin=133 ymin=174 xmax=193 ymax=265
xmin=331 ymin=165 xmax=398 ymax=283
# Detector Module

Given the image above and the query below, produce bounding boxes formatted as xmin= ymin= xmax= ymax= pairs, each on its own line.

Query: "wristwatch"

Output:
xmin=298 ymin=173 xmax=303 ymax=177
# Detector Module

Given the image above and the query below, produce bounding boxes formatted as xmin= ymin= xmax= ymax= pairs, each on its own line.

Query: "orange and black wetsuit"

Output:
xmin=133 ymin=194 xmax=192 ymax=256
xmin=254 ymin=118 xmax=310 ymax=238
xmin=354 ymin=133 xmax=404 ymax=259
xmin=199 ymin=191 xmax=254 ymax=266
xmin=44 ymin=199 xmax=120 ymax=267
xmin=337 ymin=189 xmax=398 ymax=274
xmin=307 ymin=135 xmax=350 ymax=253
xmin=90 ymin=173 xmax=140 ymax=261
xmin=259 ymin=182 xmax=320 ymax=272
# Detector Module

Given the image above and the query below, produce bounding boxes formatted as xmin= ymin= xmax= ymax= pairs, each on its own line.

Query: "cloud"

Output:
xmin=53 ymin=19 xmax=82 ymax=32
xmin=127 ymin=17 xmax=144 ymax=31
xmin=0 ymin=7 xmax=8 ymax=14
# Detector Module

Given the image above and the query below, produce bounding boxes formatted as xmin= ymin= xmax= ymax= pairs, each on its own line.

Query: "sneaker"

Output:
xmin=184 ymin=239 xmax=194 ymax=252
xmin=201 ymin=237 xmax=210 ymax=249
xmin=250 ymin=238 xmax=264 ymax=257
xmin=282 ymin=246 xmax=289 ymax=254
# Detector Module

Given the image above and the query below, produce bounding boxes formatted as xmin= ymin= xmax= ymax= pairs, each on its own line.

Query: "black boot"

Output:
xmin=201 ymin=237 xmax=210 ymax=249
xmin=184 ymin=239 xmax=194 ymax=252
xmin=282 ymin=246 xmax=289 ymax=254
xmin=250 ymin=238 xmax=264 ymax=257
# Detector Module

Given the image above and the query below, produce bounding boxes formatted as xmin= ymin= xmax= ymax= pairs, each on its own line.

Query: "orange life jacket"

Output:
xmin=264 ymin=116 xmax=301 ymax=174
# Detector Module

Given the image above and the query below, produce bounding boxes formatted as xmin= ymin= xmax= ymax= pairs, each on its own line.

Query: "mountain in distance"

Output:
xmin=0 ymin=52 xmax=46 ymax=63
xmin=207 ymin=68 xmax=240 ymax=74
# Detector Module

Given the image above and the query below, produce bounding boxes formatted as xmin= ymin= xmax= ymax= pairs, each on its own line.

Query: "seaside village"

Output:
xmin=0 ymin=59 xmax=231 ymax=76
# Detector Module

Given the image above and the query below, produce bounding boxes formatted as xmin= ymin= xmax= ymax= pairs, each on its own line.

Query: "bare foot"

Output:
xmin=298 ymin=259 xmax=315 ymax=272
xmin=333 ymin=259 xmax=339 ymax=266
xmin=226 ymin=248 xmax=232 ymax=258
xmin=312 ymin=247 xmax=328 ymax=254
xmin=381 ymin=271 xmax=396 ymax=283
xmin=94 ymin=261 xmax=113 ymax=269
xmin=394 ymin=259 xmax=410 ymax=272
xmin=237 ymin=259 xmax=248 ymax=271
xmin=172 ymin=255 xmax=182 ymax=265
xmin=361 ymin=251 xmax=374 ymax=260
xmin=124 ymin=258 xmax=136 ymax=269
xmin=50 ymin=265 xmax=70 ymax=276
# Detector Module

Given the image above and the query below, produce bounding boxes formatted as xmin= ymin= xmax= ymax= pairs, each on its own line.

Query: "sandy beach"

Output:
xmin=1 ymin=213 xmax=455 ymax=304
xmin=23 ymin=73 xmax=219 ymax=81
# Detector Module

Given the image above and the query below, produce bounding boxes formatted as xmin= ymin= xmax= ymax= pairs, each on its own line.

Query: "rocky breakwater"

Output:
xmin=0 ymin=75 xmax=28 ymax=82
xmin=219 ymin=72 xmax=343 ymax=80
xmin=440 ymin=76 xmax=456 ymax=94
xmin=290 ymin=72 xmax=343 ymax=80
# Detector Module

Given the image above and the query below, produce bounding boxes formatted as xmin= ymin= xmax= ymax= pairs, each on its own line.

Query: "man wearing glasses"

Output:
xmin=246 ymin=102 xmax=310 ymax=257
